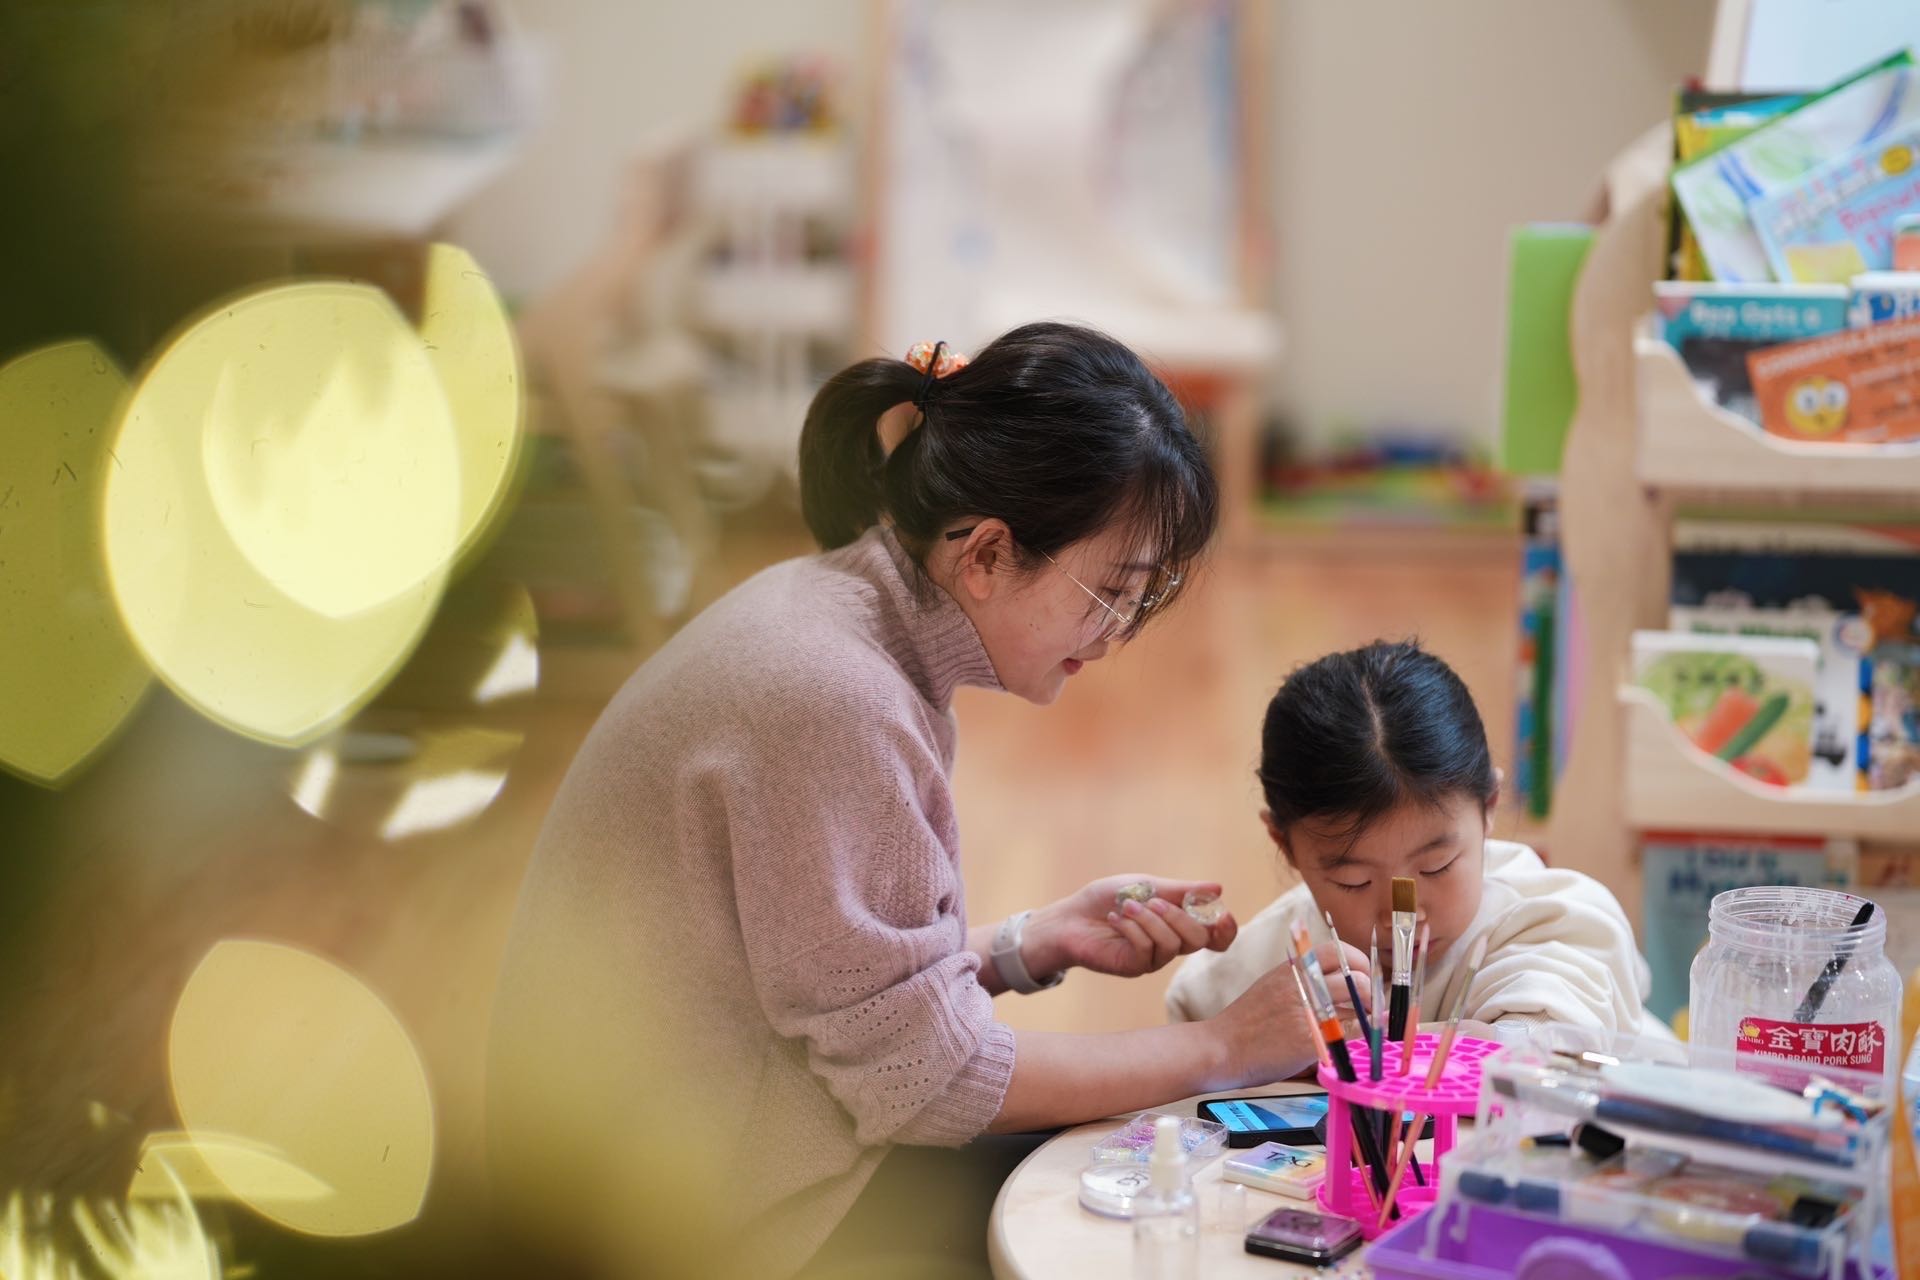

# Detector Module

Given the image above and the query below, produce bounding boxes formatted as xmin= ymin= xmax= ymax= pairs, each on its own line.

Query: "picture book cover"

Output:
xmin=1849 ymin=271 xmax=1920 ymax=326
xmin=1671 ymin=51 xmax=1920 ymax=283
xmin=1897 ymin=212 xmax=1920 ymax=270
xmin=1671 ymin=91 xmax=1811 ymax=283
xmin=1631 ymin=631 xmax=1819 ymax=787
xmin=1640 ymin=832 xmax=1842 ymax=1021
xmin=1864 ymin=641 xmax=1920 ymax=791
xmin=1669 ymin=603 xmax=1862 ymax=792
xmin=1514 ymin=531 xmax=1559 ymax=819
xmin=1751 ymin=123 xmax=1920 ymax=282
xmin=1747 ymin=312 xmax=1920 ymax=443
xmin=1653 ymin=282 xmax=1848 ymax=417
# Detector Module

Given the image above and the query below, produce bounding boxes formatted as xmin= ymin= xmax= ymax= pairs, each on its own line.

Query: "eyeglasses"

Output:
xmin=944 ymin=526 xmax=1178 ymax=642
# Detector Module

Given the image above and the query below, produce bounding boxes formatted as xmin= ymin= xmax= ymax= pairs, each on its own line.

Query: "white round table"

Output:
xmin=988 ymin=1082 xmax=1382 ymax=1279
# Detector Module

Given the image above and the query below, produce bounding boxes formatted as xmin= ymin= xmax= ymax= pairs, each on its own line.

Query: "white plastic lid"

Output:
xmin=1078 ymin=1162 xmax=1154 ymax=1219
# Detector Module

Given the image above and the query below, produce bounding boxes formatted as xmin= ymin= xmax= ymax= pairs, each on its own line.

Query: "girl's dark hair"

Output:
xmin=797 ymin=321 xmax=1217 ymax=637
xmin=1257 ymin=641 xmax=1496 ymax=847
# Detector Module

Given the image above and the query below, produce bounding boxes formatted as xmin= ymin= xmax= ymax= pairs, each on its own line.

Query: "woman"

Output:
xmin=488 ymin=323 xmax=1349 ymax=1279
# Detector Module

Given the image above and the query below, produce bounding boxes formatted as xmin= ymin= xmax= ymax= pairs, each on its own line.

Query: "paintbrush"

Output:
xmin=1369 ymin=925 xmax=1388 ymax=1159
xmin=1388 ymin=876 xmax=1416 ymax=1040
xmin=1400 ymin=922 xmax=1430 ymax=1077
xmin=1401 ymin=922 xmax=1432 ymax=1183
xmin=1378 ymin=934 xmax=1489 ymax=1228
xmin=1291 ymin=920 xmax=1395 ymax=1206
xmin=1326 ymin=911 xmax=1373 ymax=1047
xmin=1289 ymin=955 xmax=1330 ymax=1067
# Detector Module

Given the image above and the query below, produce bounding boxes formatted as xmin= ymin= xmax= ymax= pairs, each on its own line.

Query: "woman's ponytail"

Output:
xmin=796 ymin=322 xmax=1218 ymax=640
xmin=797 ymin=358 xmax=921 ymax=549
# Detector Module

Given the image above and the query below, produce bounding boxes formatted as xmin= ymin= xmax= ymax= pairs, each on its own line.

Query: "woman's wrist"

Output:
xmin=1021 ymin=899 xmax=1074 ymax=983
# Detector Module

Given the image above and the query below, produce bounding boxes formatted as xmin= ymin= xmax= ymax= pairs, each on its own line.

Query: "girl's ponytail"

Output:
xmin=796 ymin=358 xmax=921 ymax=550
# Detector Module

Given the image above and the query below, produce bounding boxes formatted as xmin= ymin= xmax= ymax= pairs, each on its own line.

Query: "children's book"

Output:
xmin=1671 ymin=91 xmax=1811 ymax=283
xmin=1668 ymin=602 xmax=1861 ymax=792
xmin=1672 ymin=52 xmax=1920 ymax=283
xmin=1849 ymin=271 xmax=1920 ymax=326
xmin=1631 ymin=631 xmax=1820 ymax=787
xmin=1671 ymin=513 xmax=1920 ymax=560
xmin=1897 ymin=212 xmax=1920 ymax=270
xmin=1513 ymin=509 xmax=1559 ymax=820
xmin=1640 ymin=832 xmax=1847 ymax=1021
xmin=1654 ymin=282 xmax=1850 ymax=416
xmin=1752 ymin=123 xmax=1920 ymax=283
xmin=1747 ymin=313 xmax=1920 ymax=442
xmin=1865 ymin=642 xmax=1920 ymax=791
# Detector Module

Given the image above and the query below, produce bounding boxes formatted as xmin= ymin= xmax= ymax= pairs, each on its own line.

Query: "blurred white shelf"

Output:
xmin=976 ymin=295 xmax=1282 ymax=373
xmin=1619 ymin=685 xmax=1920 ymax=840
xmin=599 ymin=333 xmax=713 ymax=397
xmin=697 ymin=264 xmax=856 ymax=336
xmin=694 ymin=137 xmax=854 ymax=217
xmin=209 ymin=134 xmax=521 ymax=240
xmin=1635 ymin=325 xmax=1920 ymax=497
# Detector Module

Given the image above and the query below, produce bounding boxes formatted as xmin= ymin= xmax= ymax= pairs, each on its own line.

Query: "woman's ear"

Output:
xmin=952 ymin=519 xmax=1014 ymax=603
xmin=1484 ymin=769 xmax=1504 ymax=838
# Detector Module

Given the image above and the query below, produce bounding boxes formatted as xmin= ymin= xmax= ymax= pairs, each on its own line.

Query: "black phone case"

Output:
xmin=1195 ymin=1095 xmax=1327 ymax=1148
xmin=1244 ymin=1231 xmax=1361 ymax=1266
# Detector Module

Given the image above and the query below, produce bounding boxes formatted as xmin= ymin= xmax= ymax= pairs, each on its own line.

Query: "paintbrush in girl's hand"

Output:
xmin=1325 ymin=911 xmax=1373 ymax=1046
xmin=1289 ymin=955 xmax=1330 ymax=1068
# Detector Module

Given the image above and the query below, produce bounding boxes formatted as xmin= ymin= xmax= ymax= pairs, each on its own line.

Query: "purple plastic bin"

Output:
xmin=1316 ymin=1034 xmax=1498 ymax=1238
xmin=1365 ymin=1201 xmax=1891 ymax=1280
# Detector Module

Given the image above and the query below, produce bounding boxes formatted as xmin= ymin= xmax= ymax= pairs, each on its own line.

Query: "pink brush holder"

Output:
xmin=1315 ymin=1033 xmax=1499 ymax=1238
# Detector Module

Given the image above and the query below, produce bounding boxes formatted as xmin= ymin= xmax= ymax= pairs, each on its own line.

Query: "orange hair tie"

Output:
xmin=905 ymin=340 xmax=969 ymax=382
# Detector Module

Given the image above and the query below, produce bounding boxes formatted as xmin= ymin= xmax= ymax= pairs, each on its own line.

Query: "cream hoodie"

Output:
xmin=1167 ymin=841 xmax=1674 ymax=1043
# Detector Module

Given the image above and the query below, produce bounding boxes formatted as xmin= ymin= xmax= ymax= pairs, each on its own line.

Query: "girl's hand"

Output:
xmin=1207 ymin=945 xmax=1362 ymax=1088
xmin=1025 ymin=876 xmax=1237 ymax=980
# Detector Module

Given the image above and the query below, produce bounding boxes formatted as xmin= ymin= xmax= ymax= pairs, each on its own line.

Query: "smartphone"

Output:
xmin=1244 ymin=1206 xmax=1363 ymax=1266
xmin=1196 ymin=1094 xmax=1330 ymax=1147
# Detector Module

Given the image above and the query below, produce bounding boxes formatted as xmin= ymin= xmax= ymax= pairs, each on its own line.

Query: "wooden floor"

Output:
xmin=0 ymin=503 xmax=1528 ymax=1273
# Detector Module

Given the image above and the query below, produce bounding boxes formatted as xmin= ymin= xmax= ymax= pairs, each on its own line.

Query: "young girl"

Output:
xmin=1168 ymin=640 xmax=1671 ymax=1043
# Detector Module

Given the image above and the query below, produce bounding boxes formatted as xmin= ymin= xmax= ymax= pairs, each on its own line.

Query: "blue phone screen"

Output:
xmin=1209 ymin=1097 xmax=1329 ymax=1133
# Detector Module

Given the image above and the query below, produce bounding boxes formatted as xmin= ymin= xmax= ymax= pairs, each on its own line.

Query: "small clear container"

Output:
xmin=1690 ymin=887 xmax=1900 ymax=1092
xmin=1088 ymin=1112 xmax=1228 ymax=1166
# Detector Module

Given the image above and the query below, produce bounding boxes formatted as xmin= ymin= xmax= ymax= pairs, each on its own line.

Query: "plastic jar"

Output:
xmin=1690 ymin=887 xmax=1900 ymax=1091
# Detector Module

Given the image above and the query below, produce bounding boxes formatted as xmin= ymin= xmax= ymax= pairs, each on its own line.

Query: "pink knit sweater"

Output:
xmin=489 ymin=525 xmax=1017 ymax=1277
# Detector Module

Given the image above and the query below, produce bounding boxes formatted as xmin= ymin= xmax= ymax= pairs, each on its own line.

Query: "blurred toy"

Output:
xmin=729 ymin=58 xmax=837 ymax=135
xmin=1858 ymin=587 xmax=1919 ymax=648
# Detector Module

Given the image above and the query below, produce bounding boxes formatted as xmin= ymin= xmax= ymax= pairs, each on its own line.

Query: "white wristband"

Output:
xmin=991 ymin=910 xmax=1064 ymax=995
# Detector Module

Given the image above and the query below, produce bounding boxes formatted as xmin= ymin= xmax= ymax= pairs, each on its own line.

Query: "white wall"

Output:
xmin=1266 ymin=0 xmax=1716 ymax=448
xmin=456 ymin=1 xmax=1717 ymax=448
xmin=451 ymin=0 xmax=871 ymax=302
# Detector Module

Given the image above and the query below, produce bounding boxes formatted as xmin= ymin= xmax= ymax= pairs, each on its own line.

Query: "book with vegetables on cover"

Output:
xmin=1632 ymin=630 xmax=1819 ymax=787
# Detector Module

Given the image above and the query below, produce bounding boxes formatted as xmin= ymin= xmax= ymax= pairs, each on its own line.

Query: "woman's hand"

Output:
xmin=1209 ymin=942 xmax=1369 ymax=1087
xmin=1024 ymin=876 xmax=1237 ymax=981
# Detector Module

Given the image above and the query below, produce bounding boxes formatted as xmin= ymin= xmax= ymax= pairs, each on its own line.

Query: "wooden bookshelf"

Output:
xmin=1619 ymin=687 xmax=1920 ymax=841
xmin=1635 ymin=330 xmax=1920 ymax=497
xmin=1547 ymin=129 xmax=1920 ymax=928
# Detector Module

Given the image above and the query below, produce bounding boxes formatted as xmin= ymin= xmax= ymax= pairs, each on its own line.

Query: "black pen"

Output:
xmin=1794 ymin=901 xmax=1875 ymax=1022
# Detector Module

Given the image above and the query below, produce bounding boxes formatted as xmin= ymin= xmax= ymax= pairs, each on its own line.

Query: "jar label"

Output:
xmin=1734 ymin=1016 xmax=1888 ymax=1074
